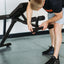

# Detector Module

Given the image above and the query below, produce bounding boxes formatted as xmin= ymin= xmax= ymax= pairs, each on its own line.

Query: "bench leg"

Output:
xmin=0 ymin=19 xmax=16 ymax=47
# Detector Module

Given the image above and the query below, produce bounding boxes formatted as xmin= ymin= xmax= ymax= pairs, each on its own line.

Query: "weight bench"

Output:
xmin=0 ymin=2 xmax=47 ymax=47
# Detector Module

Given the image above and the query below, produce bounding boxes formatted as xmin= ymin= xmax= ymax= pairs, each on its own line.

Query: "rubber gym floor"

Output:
xmin=0 ymin=33 xmax=64 ymax=64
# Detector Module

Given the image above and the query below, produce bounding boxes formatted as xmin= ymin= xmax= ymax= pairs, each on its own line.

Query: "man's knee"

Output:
xmin=54 ymin=23 xmax=63 ymax=33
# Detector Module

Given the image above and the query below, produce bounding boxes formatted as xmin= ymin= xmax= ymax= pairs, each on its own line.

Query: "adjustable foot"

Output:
xmin=0 ymin=43 xmax=12 ymax=47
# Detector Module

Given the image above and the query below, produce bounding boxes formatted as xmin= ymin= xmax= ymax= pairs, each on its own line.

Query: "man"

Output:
xmin=26 ymin=0 xmax=63 ymax=64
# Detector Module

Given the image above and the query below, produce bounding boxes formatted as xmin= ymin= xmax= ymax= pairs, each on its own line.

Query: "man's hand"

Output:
xmin=39 ymin=21 xmax=48 ymax=30
xmin=28 ymin=24 xmax=33 ymax=32
xmin=28 ymin=24 xmax=36 ymax=34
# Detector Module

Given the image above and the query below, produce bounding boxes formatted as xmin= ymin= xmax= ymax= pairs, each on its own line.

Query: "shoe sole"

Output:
xmin=54 ymin=60 xmax=60 ymax=64
xmin=42 ymin=53 xmax=53 ymax=56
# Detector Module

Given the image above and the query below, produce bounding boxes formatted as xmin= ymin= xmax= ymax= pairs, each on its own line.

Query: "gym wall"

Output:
xmin=0 ymin=0 xmax=5 ymax=35
xmin=0 ymin=0 xmax=64 ymax=37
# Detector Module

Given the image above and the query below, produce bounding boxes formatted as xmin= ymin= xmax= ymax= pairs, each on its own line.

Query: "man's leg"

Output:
xmin=45 ymin=23 xmax=63 ymax=64
xmin=42 ymin=13 xmax=56 ymax=55
xmin=42 ymin=28 xmax=55 ymax=55
xmin=49 ymin=28 xmax=55 ymax=47
xmin=53 ymin=23 xmax=63 ymax=58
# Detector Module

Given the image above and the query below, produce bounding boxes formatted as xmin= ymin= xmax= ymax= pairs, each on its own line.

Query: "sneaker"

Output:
xmin=42 ymin=46 xmax=54 ymax=55
xmin=45 ymin=56 xmax=60 ymax=64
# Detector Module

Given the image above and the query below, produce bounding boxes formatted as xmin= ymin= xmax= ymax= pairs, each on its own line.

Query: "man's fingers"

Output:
xmin=30 ymin=28 xmax=33 ymax=32
xmin=28 ymin=27 xmax=33 ymax=32
xmin=42 ymin=26 xmax=47 ymax=30
xmin=39 ymin=25 xmax=42 ymax=27
xmin=32 ymin=32 xmax=36 ymax=34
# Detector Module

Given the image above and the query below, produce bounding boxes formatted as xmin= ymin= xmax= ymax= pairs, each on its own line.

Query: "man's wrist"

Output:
xmin=27 ymin=21 xmax=31 ymax=25
xmin=27 ymin=23 xmax=31 ymax=26
xmin=46 ymin=21 xmax=49 ymax=24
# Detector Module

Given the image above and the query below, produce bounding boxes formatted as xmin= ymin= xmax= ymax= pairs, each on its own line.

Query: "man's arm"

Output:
xmin=47 ymin=11 xmax=63 ymax=23
xmin=26 ymin=2 xmax=33 ymax=25
xmin=26 ymin=2 xmax=35 ymax=33
xmin=39 ymin=11 xmax=63 ymax=30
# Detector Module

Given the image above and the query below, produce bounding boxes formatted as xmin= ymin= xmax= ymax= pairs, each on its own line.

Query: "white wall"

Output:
xmin=0 ymin=0 xmax=5 ymax=35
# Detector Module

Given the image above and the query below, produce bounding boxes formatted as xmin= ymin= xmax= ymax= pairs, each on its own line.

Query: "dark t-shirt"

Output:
xmin=62 ymin=0 xmax=64 ymax=7
xmin=43 ymin=0 xmax=62 ymax=13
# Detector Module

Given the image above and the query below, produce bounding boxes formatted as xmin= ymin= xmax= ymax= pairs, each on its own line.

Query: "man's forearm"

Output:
xmin=47 ymin=11 xmax=63 ymax=23
xmin=47 ymin=15 xmax=63 ymax=23
xmin=27 ymin=10 xmax=33 ymax=25
xmin=26 ymin=2 xmax=33 ymax=25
